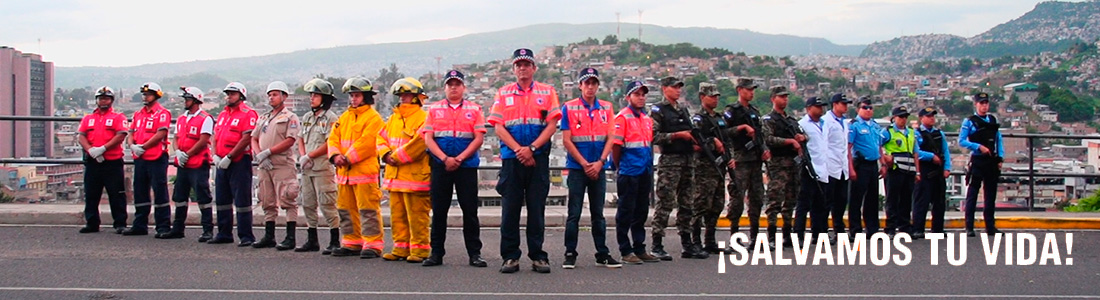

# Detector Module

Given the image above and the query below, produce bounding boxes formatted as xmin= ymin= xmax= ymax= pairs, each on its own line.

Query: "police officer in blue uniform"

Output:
xmin=958 ymin=92 xmax=1004 ymax=237
xmin=847 ymin=97 xmax=885 ymax=235
xmin=913 ymin=107 xmax=951 ymax=239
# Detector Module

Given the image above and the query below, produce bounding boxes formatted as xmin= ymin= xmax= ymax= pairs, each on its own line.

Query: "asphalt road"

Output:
xmin=0 ymin=226 xmax=1097 ymax=299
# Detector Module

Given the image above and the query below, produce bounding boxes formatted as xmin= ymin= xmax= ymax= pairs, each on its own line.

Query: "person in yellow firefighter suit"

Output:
xmin=377 ymin=77 xmax=433 ymax=263
xmin=327 ymin=77 xmax=386 ymax=258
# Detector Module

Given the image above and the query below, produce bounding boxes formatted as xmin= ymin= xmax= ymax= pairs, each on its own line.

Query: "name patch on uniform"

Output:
xmin=506 ymin=97 xmax=514 ymax=106
xmin=105 ymin=119 xmax=113 ymax=126
xmin=189 ymin=127 xmax=198 ymax=135
xmin=88 ymin=119 xmax=95 ymax=127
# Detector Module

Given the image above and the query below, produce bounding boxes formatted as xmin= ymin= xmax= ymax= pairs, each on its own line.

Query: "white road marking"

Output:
xmin=0 ymin=287 xmax=1098 ymax=298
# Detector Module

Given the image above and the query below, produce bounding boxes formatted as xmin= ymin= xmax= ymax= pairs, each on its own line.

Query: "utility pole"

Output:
xmin=638 ymin=10 xmax=644 ymax=42
xmin=616 ymin=12 xmax=621 ymax=38
xmin=435 ymin=56 xmax=442 ymax=80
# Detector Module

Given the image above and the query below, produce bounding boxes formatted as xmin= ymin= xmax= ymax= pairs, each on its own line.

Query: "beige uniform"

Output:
xmin=256 ymin=107 xmax=301 ymax=222
xmin=299 ymin=109 xmax=339 ymax=229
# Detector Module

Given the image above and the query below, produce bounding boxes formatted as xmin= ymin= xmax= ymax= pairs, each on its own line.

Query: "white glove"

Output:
xmin=95 ymin=156 xmax=105 ymax=163
xmin=216 ymin=156 xmax=232 ymax=169
xmin=297 ymin=155 xmax=313 ymax=170
xmin=176 ymin=151 xmax=190 ymax=165
xmin=88 ymin=146 xmax=106 ymax=159
xmin=130 ymin=145 xmax=146 ymax=157
xmin=254 ymin=149 xmax=272 ymax=162
xmin=258 ymin=159 xmax=274 ymax=170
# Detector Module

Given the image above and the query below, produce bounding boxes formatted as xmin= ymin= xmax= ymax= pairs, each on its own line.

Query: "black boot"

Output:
xmin=680 ymin=238 xmax=696 ymax=259
xmin=703 ymin=216 xmax=719 ymax=253
xmin=323 ymin=228 xmax=340 ymax=255
xmin=692 ymin=244 xmax=710 ymax=259
xmin=782 ymin=225 xmax=793 ymax=248
xmin=650 ymin=236 xmax=672 ymax=261
xmin=749 ymin=222 xmax=760 ymax=243
xmin=677 ymin=240 xmax=695 ymax=257
xmin=766 ymin=224 xmax=778 ymax=249
xmin=252 ymin=221 xmax=277 ymax=248
xmin=275 ymin=222 xmax=296 ymax=251
xmin=295 ymin=228 xmax=320 ymax=252
xmin=198 ymin=225 xmax=213 ymax=243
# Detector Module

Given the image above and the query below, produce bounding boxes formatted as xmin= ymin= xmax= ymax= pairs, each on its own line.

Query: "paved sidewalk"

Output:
xmin=3 ymin=203 xmax=1099 ymax=229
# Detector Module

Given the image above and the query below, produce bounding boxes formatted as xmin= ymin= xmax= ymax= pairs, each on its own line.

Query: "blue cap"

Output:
xmin=805 ymin=96 xmax=828 ymax=107
xmin=625 ymin=81 xmax=649 ymax=96
xmin=830 ymin=93 xmax=851 ymax=104
xmin=918 ymin=106 xmax=938 ymax=117
xmin=443 ymin=70 xmax=465 ymax=85
xmin=577 ymin=68 xmax=599 ymax=84
xmin=974 ymin=92 xmax=990 ymax=102
xmin=512 ymin=48 xmax=535 ymax=64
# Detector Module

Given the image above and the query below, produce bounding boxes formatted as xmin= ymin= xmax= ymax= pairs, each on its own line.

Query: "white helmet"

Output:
xmin=266 ymin=81 xmax=289 ymax=95
xmin=140 ymin=82 xmax=163 ymax=99
xmin=223 ymin=82 xmax=248 ymax=100
xmin=180 ymin=86 xmax=204 ymax=103
xmin=93 ymin=86 xmax=116 ymax=99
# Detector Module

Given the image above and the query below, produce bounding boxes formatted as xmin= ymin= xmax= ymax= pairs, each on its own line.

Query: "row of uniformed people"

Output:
xmin=652 ymin=78 xmax=1004 ymax=256
xmin=75 ymin=47 xmax=1003 ymax=271
xmin=75 ymin=48 xmax=662 ymax=273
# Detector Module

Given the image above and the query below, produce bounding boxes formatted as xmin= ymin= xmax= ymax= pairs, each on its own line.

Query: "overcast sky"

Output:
xmin=0 ymin=0 xmax=1068 ymax=67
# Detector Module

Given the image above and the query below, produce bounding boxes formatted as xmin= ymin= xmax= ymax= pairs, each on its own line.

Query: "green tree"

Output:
xmin=601 ymin=35 xmax=619 ymax=45
xmin=957 ymin=58 xmax=975 ymax=74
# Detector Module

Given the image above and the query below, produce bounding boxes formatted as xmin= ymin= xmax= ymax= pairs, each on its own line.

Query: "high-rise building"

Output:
xmin=0 ymin=46 xmax=54 ymax=158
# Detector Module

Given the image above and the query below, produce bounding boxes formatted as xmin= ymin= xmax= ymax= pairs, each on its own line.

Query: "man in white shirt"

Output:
xmin=824 ymin=94 xmax=851 ymax=237
xmin=794 ymin=97 xmax=833 ymax=244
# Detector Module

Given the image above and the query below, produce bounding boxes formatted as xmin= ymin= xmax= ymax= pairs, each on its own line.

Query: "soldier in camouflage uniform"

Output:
xmin=296 ymin=79 xmax=342 ymax=254
xmin=689 ymin=83 xmax=730 ymax=256
xmin=761 ymin=86 xmax=803 ymax=249
xmin=723 ymin=78 xmax=770 ymax=246
xmin=649 ymin=76 xmax=695 ymax=261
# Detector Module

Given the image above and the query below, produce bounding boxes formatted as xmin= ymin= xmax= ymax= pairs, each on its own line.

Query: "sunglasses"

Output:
xmin=860 ymin=106 xmax=873 ymax=110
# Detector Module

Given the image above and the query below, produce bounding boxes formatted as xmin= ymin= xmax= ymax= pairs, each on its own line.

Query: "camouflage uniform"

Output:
xmin=650 ymin=91 xmax=695 ymax=256
xmin=690 ymin=100 xmax=728 ymax=253
xmin=723 ymin=80 xmax=768 ymax=241
xmin=762 ymin=108 xmax=800 ymax=244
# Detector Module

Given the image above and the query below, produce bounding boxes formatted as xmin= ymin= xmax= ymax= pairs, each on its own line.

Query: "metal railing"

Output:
xmin=4 ymin=115 xmax=1100 ymax=211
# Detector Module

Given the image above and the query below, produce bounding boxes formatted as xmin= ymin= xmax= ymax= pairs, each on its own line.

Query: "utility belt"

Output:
xmin=918 ymin=161 xmax=944 ymax=178
xmin=853 ymin=156 xmax=878 ymax=167
xmin=969 ymin=155 xmax=1003 ymax=169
